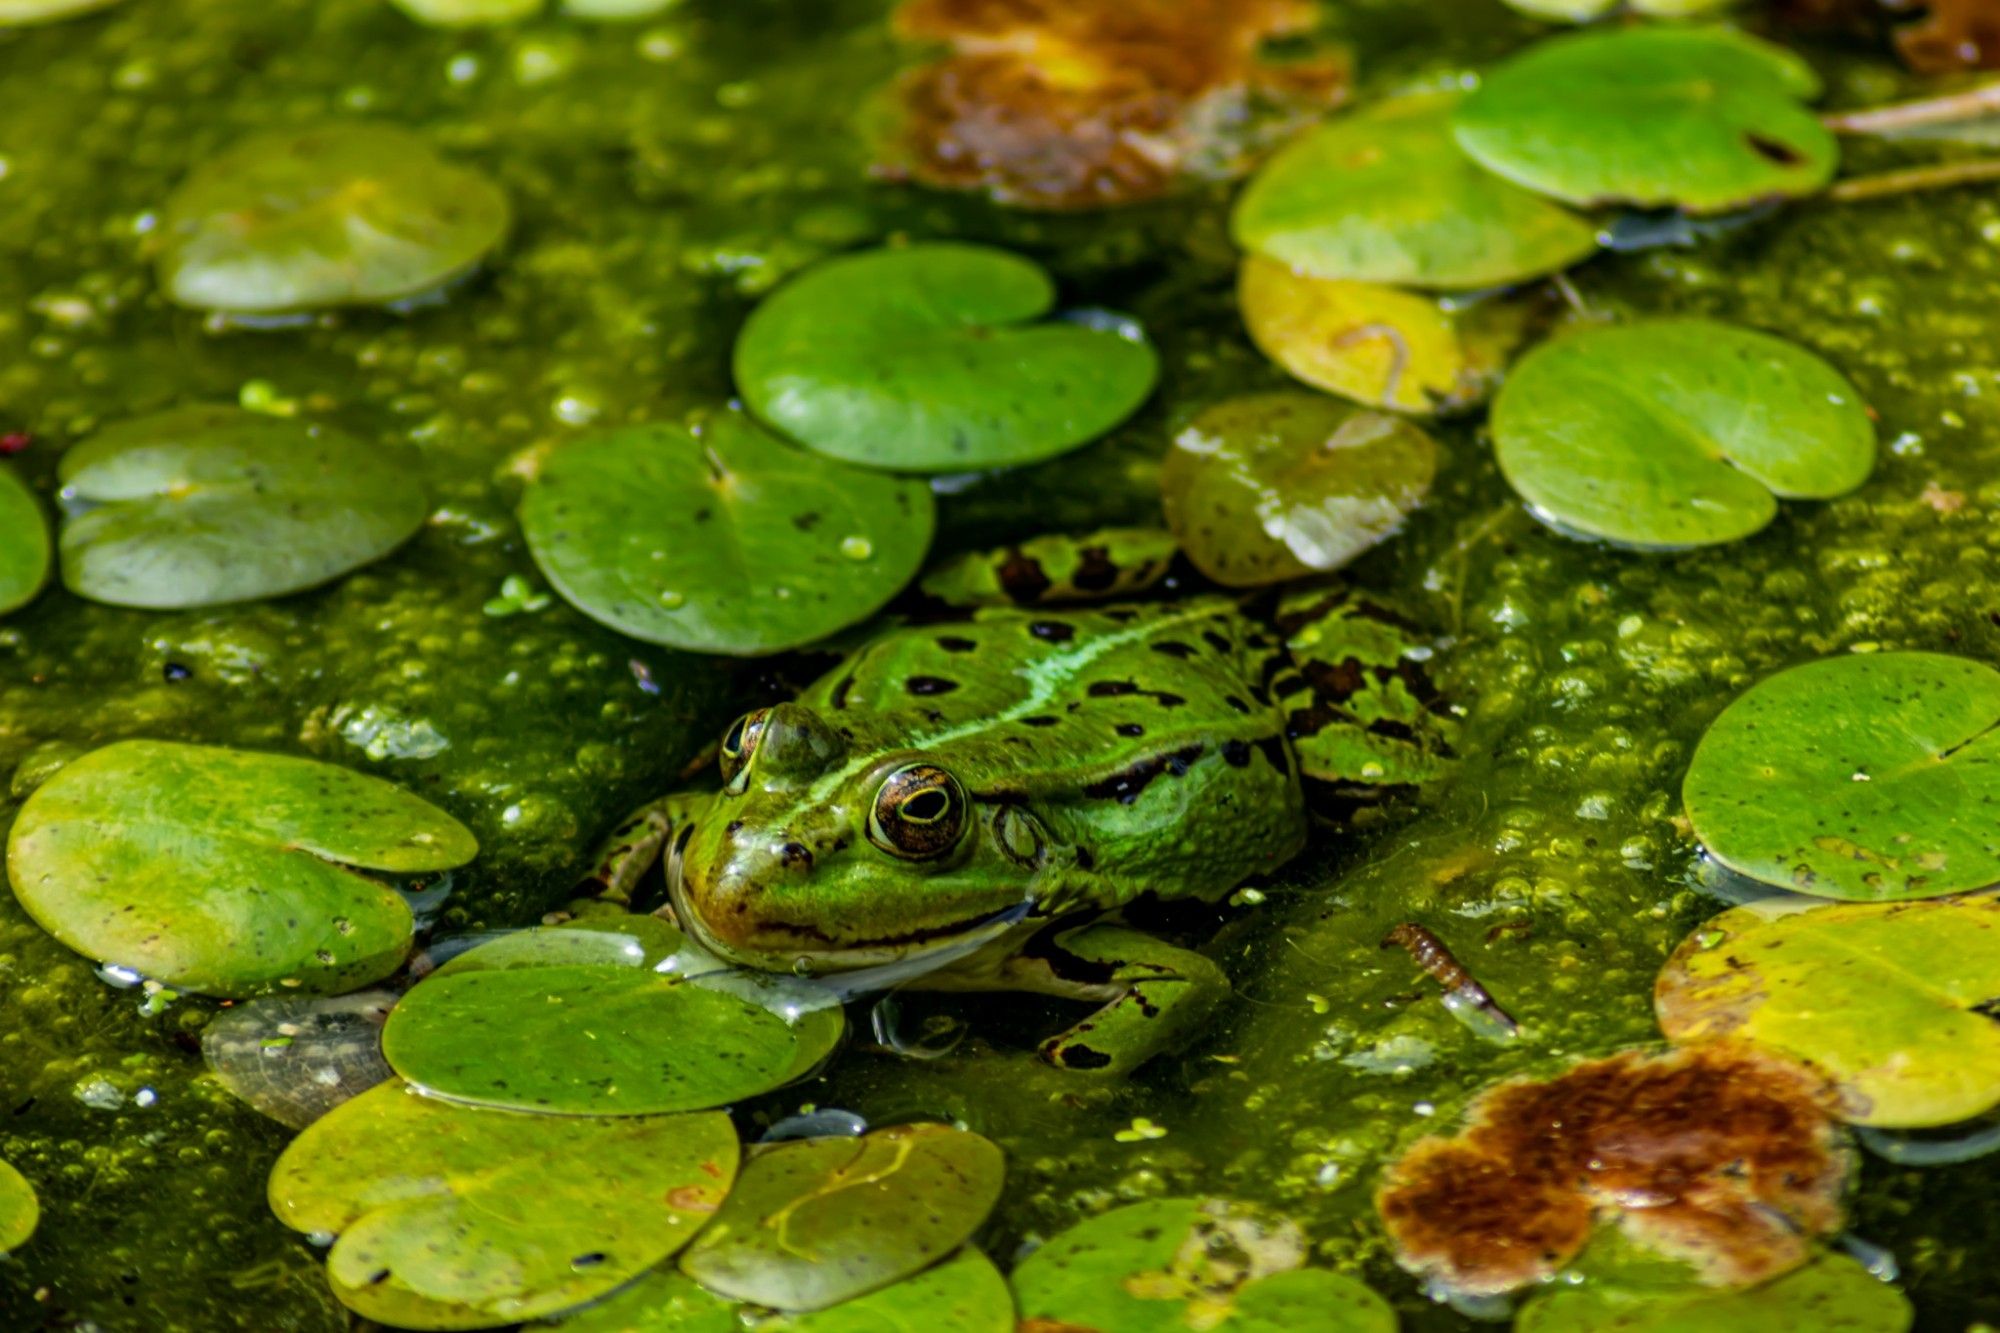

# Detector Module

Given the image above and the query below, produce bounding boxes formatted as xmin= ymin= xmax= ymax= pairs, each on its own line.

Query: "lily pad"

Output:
xmin=734 ymin=242 xmax=1158 ymax=472
xmin=158 ymin=124 xmax=510 ymax=314
xmin=0 ymin=462 xmax=48 ymax=615
xmin=0 ymin=1160 xmax=36 ymax=1254
xmin=1681 ymin=652 xmax=2000 ymax=900
xmin=1237 ymin=257 xmax=1529 ymax=415
xmin=545 ymin=1249 xmax=1013 ymax=1332
xmin=6 ymin=740 xmax=475 ymax=996
xmin=57 ymin=406 xmax=429 ymax=609
xmin=1231 ymin=92 xmax=1598 ymax=289
xmin=521 ymin=412 xmax=934 ymax=656
xmin=1160 ymin=391 xmax=1437 ymax=587
xmin=1012 ymin=1197 xmax=1394 ymax=1333
xmin=383 ymin=922 xmax=844 ymax=1115
xmin=1516 ymin=1252 xmax=1911 ymax=1332
xmin=678 ymin=1123 xmax=1005 ymax=1311
xmin=202 ymin=990 xmax=396 ymax=1129
xmin=270 ymin=1080 xmax=738 ymax=1329
xmin=0 ymin=0 xmax=122 ymax=22
xmin=1656 ymin=896 xmax=2000 ymax=1127
xmin=1452 ymin=27 xmax=1837 ymax=214
xmin=1491 ymin=319 xmax=1875 ymax=549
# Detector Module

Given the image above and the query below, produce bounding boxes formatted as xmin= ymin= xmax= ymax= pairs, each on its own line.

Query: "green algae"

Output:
xmin=0 ymin=1 xmax=1993 ymax=1330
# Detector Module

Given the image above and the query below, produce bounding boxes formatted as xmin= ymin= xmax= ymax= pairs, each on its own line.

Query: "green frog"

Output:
xmin=586 ymin=535 xmax=1456 ymax=1076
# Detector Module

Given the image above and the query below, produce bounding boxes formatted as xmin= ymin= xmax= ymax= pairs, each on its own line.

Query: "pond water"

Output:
xmin=0 ymin=0 xmax=1997 ymax=1328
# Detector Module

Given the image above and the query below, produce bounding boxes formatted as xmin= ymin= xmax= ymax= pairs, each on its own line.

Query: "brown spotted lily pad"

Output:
xmin=1375 ymin=1045 xmax=1850 ymax=1298
xmin=884 ymin=0 xmax=1348 ymax=209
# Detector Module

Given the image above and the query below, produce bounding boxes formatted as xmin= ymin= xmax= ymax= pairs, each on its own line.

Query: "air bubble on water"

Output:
xmin=839 ymin=536 xmax=873 ymax=560
xmin=658 ymin=589 xmax=685 ymax=609
xmin=96 ymin=963 xmax=143 ymax=988
xmin=773 ymin=586 xmax=793 ymax=600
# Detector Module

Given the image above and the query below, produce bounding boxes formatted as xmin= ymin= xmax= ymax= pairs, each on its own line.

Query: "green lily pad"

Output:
xmin=57 ymin=406 xmax=429 ymax=609
xmin=1161 ymin=391 xmax=1437 ymax=587
xmin=1682 ymin=652 xmax=2000 ymax=900
xmin=1516 ymin=1252 xmax=1911 ymax=1332
xmin=1656 ymin=895 xmax=2000 ymax=1127
xmin=202 ymin=990 xmax=396 ymax=1129
xmin=0 ymin=1160 xmax=36 ymax=1254
xmin=383 ymin=922 xmax=844 ymax=1115
xmin=0 ymin=462 xmax=49 ymax=615
xmin=6 ymin=740 xmax=475 ymax=996
xmin=678 ymin=1124 xmax=1005 ymax=1312
xmin=158 ymin=124 xmax=510 ymax=314
xmin=429 ymin=915 xmax=696 ymax=979
xmin=0 ymin=0 xmax=122 ymax=23
xmin=545 ymin=1249 xmax=1013 ymax=1332
xmin=1012 ymin=1197 xmax=1394 ymax=1333
xmin=733 ymin=242 xmax=1159 ymax=473
xmin=1453 ymin=26 xmax=1837 ymax=213
xmin=1238 ymin=257 xmax=1530 ymax=415
xmin=270 ymin=1080 xmax=738 ymax=1329
xmin=1231 ymin=92 xmax=1598 ymax=290
xmin=1491 ymin=319 xmax=1875 ymax=549
xmin=521 ymin=411 xmax=933 ymax=656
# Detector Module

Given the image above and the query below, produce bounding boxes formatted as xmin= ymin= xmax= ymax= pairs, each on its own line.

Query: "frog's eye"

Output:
xmin=718 ymin=708 xmax=770 ymax=785
xmin=868 ymin=763 xmax=969 ymax=860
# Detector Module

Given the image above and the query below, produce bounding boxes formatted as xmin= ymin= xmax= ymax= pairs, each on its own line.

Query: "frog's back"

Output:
xmin=800 ymin=599 xmax=1306 ymax=900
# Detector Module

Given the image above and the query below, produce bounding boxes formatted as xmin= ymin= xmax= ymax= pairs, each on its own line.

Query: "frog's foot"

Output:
xmin=573 ymin=793 xmax=710 ymax=907
xmin=1272 ymin=586 xmax=1459 ymax=793
xmin=918 ymin=527 xmax=1181 ymax=608
xmin=1017 ymin=923 xmax=1228 ymax=1076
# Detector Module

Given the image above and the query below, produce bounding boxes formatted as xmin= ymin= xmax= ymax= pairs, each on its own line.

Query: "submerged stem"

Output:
xmin=1828 ymin=157 xmax=2000 ymax=203
xmin=1823 ymin=82 xmax=2000 ymax=136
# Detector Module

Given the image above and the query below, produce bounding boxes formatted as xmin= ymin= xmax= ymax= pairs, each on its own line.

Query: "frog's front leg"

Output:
xmin=919 ymin=527 xmax=1180 ymax=608
xmin=1014 ymin=923 xmax=1228 ymax=1076
xmin=574 ymin=793 xmax=711 ymax=907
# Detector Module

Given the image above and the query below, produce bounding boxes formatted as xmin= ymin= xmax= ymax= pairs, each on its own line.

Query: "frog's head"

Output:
xmin=668 ymin=702 xmax=1050 ymax=971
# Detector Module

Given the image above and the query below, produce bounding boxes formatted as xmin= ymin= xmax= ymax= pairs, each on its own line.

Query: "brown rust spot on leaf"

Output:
xmin=883 ymin=0 xmax=1348 ymax=209
xmin=1375 ymin=1045 xmax=1850 ymax=1297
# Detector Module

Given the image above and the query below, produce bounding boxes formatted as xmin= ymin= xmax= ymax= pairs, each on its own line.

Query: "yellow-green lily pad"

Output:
xmin=6 ymin=740 xmax=475 ymax=997
xmin=1682 ymin=652 xmax=2000 ymax=900
xmin=678 ymin=1124 xmax=1005 ymax=1312
xmin=0 ymin=462 xmax=48 ymax=615
xmin=158 ymin=124 xmax=510 ymax=314
xmin=1516 ymin=1252 xmax=1910 ymax=1332
xmin=734 ymin=242 xmax=1158 ymax=473
xmin=1231 ymin=92 xmax=1598 ymax=290
xmin=522 ymin=412 xmax=934 ymax=657
xmin=1011 ymin=1197 xmax=1394 ymax=1333
xmin=1492 ymin=319 xmax=1875 ymax=549
xmin=1238 ymin=257 xmax=1528 ymax=415
xmin=1656 ymin=895 xmax=2000 ymax=1127
xmin=1161 ymin=391 xmax=1437 ymax=587
xmin=0 ymin=1160 xmax=36 ymax=1254
xmin=383 ymin=923 xmax=844 ymax=1115
xmin=1453 ymin=26 xmax=1837 ymax=213
xmin=270 ymin=1080 xmax=738 ymax=1329
xmin=57 ymin=406 xmax=428 ymax=609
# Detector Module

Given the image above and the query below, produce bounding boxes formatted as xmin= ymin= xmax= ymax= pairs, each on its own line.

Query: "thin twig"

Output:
xmin=1823 ymin=82 xmax=2000 ymax=136
xmin=1828 ymin=157 xmax=2000 ymax=203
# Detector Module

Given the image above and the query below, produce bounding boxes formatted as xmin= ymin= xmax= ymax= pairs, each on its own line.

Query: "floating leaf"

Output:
xmin=1238 ymin=257 xmax=1529 ymax=415
xmin=384 ymin=923 xmax=844 ymax=1115
xmin=522 ymin=412 xmax=933 ymax=656
xmin=0 ymin=0 xmax=123 ymax=22
xmin=734 ymin=243 xmax=1158 ymax=472
xmin=1491 ymin=319 xmax=1875 ymax=548
xmin=1375 ymin=1046 xmax=1848 ymax=1298
xmin=203 ymin=990 xmax=396 ymax=1129
xmin=1161 ymin=391 xmax=1437 ymax=587
xmin=0 ymin=1160 xmax=35 ymax=1254
xmin=158 ymin=124 xmax=510 ymax=314
xmin=1681 ymin=652 xmax=2000 ymax=900
xmin=1231 ymin=92 xmax=1597 ymax=289
xmin=679 ymin=1124 xmax=1005 ymax=1311
xmin=0 ymin=462 xmax=48 ymax=615
xmin=1453 ymin=27 xmax=1837 ymax=213
xmin=1656 ymin=896 xmax=2000 ymax=1127
xmin=1516 ymin=1252 xmax=1911 ymax=1332
xmin=270 ymin=1081 xmax=738 ymax=1329
xmin=1012 ymin=1197 xmax=1395 ymax=1332
xmin=6 ymin=741 xmax=475 ymax=997
xmin=57 ymin=406 xmax=429 ymax=609
xmin=886 ymin=0 xmax=1348 ymax=210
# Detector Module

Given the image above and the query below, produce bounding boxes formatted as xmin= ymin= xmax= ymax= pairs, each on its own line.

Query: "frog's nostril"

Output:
xmin=777 ymin=841 xmax=814 ymax=872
